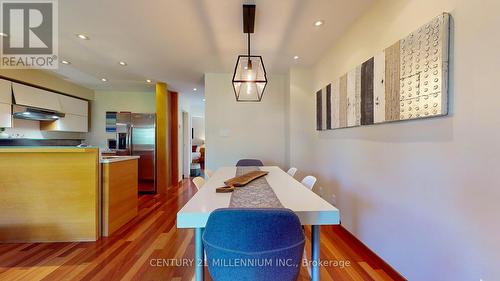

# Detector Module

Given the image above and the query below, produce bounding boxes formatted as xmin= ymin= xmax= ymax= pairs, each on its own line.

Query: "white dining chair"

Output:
xmin=204 ymin=169 xmax=213 ymax=179
xmin=192 ymin=176 xmax=205 ymax=190
xmin=286 ymin=167 xmax=298 ymax=177
xmin=301 ymin=176 xmax=317 ymax=190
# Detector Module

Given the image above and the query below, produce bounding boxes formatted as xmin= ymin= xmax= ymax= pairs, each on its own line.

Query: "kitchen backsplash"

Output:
xmin=2 ymin=118 xmax=86 ymax=140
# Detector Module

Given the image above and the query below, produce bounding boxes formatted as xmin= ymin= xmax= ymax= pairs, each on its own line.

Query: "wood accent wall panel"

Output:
xmin=332 ymin=79 xmax=340 ymax=129
xmin=0 ymin=148 xmax=99 ymax=242
xmin=156 ymin=82 xmax=170 ymax=193
xmin=361 ymin=57 xmax=374 ymax=125
xmin=169 ymin=91 xmax=179 ymax=184
xmin=326 ymin=84 xmax=332 ymax=130
xmin=102 ymin=159 xmax=138 ymax=237
xmin=373 ymin=52 xmax=386 ymax=123
xmin=315 ymin=90 xmax=322 ymax=130
xmin=384 ymin=41 xmax=401 ymax=121
xmin=339 ymin=74 xmax=348 ymax=128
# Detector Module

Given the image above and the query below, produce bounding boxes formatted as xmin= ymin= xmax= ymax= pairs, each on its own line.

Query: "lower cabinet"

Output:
xmin=0 ymin=103 xmax=12 ymax=128
xmin=40 ymin=114 xmax=88 ymax=132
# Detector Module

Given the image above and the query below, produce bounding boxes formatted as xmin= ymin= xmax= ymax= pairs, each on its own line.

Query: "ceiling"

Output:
xmin=51 ymin=0 xmax=374 ymax=98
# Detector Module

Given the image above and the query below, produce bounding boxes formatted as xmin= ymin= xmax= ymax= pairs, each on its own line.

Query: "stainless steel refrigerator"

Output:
xmin=116 ymin=112 xmax=156 ymax=193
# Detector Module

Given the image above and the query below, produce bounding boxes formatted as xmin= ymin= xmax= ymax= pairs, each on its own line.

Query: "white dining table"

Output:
xmin=176 ymin=166 xmax=340 ymax=281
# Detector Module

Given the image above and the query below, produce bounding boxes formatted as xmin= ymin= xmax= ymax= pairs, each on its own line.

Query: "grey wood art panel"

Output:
xmin=332 ymin=79 xmax=340 ymax=129
xmin=315 ymin=13 xmax=450 ymax=131
xmin=339 ymin=74 xmax=348 ymax=128
xmin=361 ymin=57 xmax=374 ymax=125
xmin=373 ymin=52 xmax=386 ymax=123
xmin=385 ymin=41 xmax=401 ymax=121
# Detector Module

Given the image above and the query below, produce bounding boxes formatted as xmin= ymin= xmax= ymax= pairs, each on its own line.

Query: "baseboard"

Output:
xmin=330 ymin=225 xmax=408 ymax=281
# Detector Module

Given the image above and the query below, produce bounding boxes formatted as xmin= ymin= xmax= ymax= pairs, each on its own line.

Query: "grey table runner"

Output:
xmin=228 ymin=166 xmax=284 ymax=208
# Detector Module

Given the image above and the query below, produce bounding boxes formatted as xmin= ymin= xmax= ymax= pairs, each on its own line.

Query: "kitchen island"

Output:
xmin=101 ymin=156 xmax=139 ymax=236
xmin=0 ymin=147 xmax=99 ymax=242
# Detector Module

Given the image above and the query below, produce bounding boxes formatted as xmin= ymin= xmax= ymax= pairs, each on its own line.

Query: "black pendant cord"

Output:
xmin=247 ymin=33 xmax=251 ymax=58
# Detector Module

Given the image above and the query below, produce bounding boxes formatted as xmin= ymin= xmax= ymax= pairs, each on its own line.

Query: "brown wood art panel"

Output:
xmin=315 ymin=13 xmax=449 ymax=131
xmin=326 ymin=84 xmax=332 ymax=129
xmin=384 ymin=41 xmax=401 ymax=121
xmin=361 ymin=57 xmax=374 ymax=125
xmin=316 ymin=90 xmax=322 ymax=130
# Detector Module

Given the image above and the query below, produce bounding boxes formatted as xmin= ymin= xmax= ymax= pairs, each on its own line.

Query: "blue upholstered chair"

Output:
xmin=202 ymin=208 xmax=305 ymax=281
xmin=236 ymin=159 xmax=264 ymax=166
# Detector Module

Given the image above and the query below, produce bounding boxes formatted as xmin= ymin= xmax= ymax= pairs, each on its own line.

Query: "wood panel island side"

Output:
xmin=0 ymin=147 xmax=99 ymax=242
xmin=100 ymin=156 xmax=139 ymax=236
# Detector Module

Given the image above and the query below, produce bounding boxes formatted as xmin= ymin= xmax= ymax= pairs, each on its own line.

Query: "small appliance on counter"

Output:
xmin=107 ymin=138 xmax=117 ymax=150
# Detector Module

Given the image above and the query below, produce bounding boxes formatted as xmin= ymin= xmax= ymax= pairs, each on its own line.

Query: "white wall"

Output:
xmin=205 ymin=73 xmax=287 ymax=170
xmin=191 ymin=116 xmax=205 ymax=144
xmin=86 ymin=90 xmax=155 ymax=147
xmin=288 ymin=0 xmax=500 ymax=280
xmin=178 ymin=93 xmax=205 ymax=179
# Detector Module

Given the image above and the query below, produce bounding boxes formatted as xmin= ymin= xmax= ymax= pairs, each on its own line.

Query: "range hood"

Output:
xmin=13 ymin=105 xmax=65 ymax=121
xmin=11 ymin=82 xmax=66 ymax=121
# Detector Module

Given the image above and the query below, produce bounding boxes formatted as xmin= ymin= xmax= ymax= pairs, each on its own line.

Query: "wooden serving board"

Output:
xmin=224 ymin=170 xmax=269 ymax=187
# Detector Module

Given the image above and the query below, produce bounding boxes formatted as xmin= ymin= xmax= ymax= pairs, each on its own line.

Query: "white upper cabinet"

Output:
xmin=0 ymin=103 xmax=12 ymax=128
xmin=0 ymin=79 xmax=12 ymax=104
xmin=41 ymin=114 xmax=88 ymax=132
xmin=58 ymin=94 xmax=88 ymax=116
xmin=0 ymin=79 xmax=12 ymax=128
xmin=12 ymin=82 xmax=62 ymax=112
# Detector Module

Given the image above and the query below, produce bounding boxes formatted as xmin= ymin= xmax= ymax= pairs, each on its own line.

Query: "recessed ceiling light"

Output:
xmin=101 ymin=78 xmax=108 ymax=82
xmin=193 ymin=88 xmax=197 ymax=91
xmin=146 ymin=79 xmax=152 ymax=83
xmin=202 ymin=98 xmax=206 ymax=102
xmin=293 ymin=55 xmax=299 ymax=60
xmin=314 ymin=20 xmax=324 ymax=27
xmin=76 ymin=34 xmax=89 ymax=40
xmin=119 ymin=61 xmax=127 ymax=66
xmin=61 ymin=60 xmax=71 ymax=65
xmin=0 ymin=33 xmax=8 ymax=37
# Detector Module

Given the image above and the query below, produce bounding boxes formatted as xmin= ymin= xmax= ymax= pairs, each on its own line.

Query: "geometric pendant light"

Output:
xmin=232 ymin=4 xmax=268 ymax=102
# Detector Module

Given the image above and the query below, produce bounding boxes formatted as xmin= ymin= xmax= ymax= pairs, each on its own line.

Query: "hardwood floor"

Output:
xmin=0 ymin=179 xmax=405 ymax=281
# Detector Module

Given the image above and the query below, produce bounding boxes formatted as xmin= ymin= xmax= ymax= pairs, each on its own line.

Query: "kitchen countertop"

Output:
xmin=100 ymin=156 xmax=140 ymax=164
xmin=0 ymin=146 xmax=98 ymax=153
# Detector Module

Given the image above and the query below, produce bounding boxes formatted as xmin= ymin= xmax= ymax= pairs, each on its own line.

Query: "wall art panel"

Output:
xmin=315 ymin=13 xmax=450 ymax=130
xmin=339 ymin=74 xmax=348 ymax=128
xmin=332 ymin=79 xmax=340 ymax=129
xmin=326 ymin=84 xmax=332 ymax=129
xmin=321 ymin=85 xmax=328 ymax=130
xmin=316 ymin=89 xmax=322 ymax=130
xmin=385 ymin=41 xmax=401 ymax=122
xmin=361 ymin=57 xmax=374 ymax=125
xmin=373 ymin=52 xmax=386 ymax=123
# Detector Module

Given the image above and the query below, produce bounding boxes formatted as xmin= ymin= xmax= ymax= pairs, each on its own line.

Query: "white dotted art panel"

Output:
xmin=400 ymin=14 xmax=449 ymax=120
xmin=315 ymin=13 xmax=450 ymax=131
